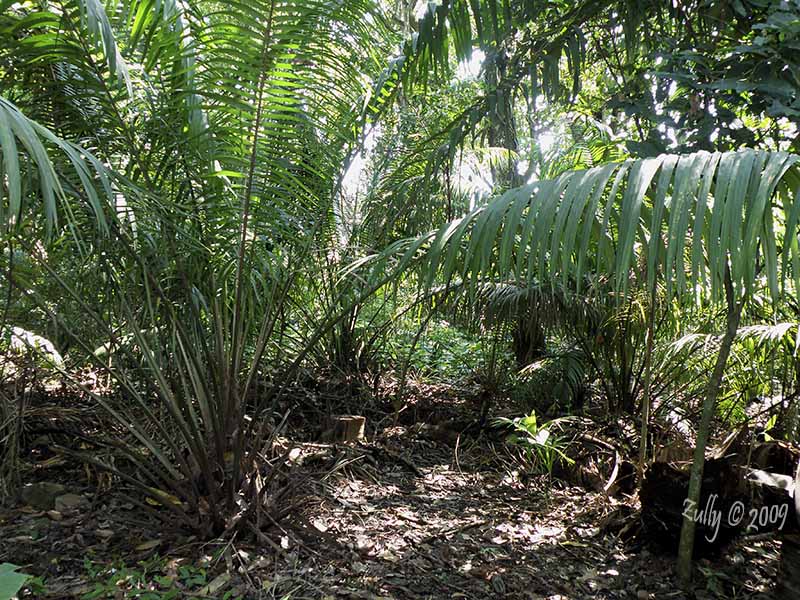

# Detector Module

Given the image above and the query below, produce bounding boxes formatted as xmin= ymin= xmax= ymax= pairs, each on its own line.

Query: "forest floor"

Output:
xmin=0 ymin=386 xmax=785 ymax=599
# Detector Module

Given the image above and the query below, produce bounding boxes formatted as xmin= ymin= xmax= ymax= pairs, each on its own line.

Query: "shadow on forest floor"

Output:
xmin=0 ymin=389 xmax=784 ymax=599
xmin=273 ymin=429 xmax=781 ymax=600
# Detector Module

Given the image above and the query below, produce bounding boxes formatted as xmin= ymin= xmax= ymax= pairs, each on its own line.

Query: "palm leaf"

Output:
xmin=0 ymin=97 xmax=111 ymax=235
xmin=403 ymin=150 xmax=800 ymax=306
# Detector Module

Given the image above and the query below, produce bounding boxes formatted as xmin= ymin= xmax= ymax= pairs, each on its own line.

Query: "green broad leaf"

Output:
xmin=646 ymin=154 xmax=679 ymax=294
xmin=0 ymin=563 xmax=30 ymax=600
xmin=530 ymin=172 xmax=571 ymax=283
xmin=497 ymin=185 xmax=535 ymax=276
xmin=563 ymin=163 xmax=617 ymax=292
xmin=689 ymin=152 xmax=721 ymax=296
xmin=549 ymin=169 xmax=592 ymax=283
xmin=403 ymin=149 xmax=800 ymax=329
xmin=0 ymin=109 xmax=21 ymax=227
xmin=664 ymin=152 xmax=710 ymax=299
xmin=515 ymin=182 xmax=549 ymax=281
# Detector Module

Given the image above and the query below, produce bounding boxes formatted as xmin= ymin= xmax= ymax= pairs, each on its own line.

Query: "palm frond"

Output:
xmin=408 ymin=150 xmax=800 ymax=305
xmin=0 ymin=96 xmax=111 ymax=235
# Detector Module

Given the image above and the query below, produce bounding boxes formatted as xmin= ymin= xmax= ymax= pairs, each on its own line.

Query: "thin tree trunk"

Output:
xmin=677 ymin=267 xmax=743 ymax=584
xmin=638 ymin=292 xmax=656 ymax=476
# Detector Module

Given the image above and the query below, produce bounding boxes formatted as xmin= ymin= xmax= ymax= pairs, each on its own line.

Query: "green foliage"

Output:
xmin=495 ymin=411 xmax=574 ymax=477
xmin=0 ymin=98 xmax=111 ymax=237
xmin=651 ymin=0 xmax=800 ymax=152
xmin=511 ymin=345 xmax=588 ymax=415
xmin=0 ymin=563 xmax=30 ymax=600
xmin=364 ymin=149 xmax=800 ymax=420
xmin=412 ymin=150 xmax=800 ymax=305
xmin=3 ymin=0 xmax=800 ymax=579
xmin=0 ymin=0 xmax=398 ymax=536
xmin=356 ymin=81 xmax=483 ymax=246
xmin=387 ymin=318 xmax=502 ymax=380
xmin=78 ymin=556 xmax=237 ymax=600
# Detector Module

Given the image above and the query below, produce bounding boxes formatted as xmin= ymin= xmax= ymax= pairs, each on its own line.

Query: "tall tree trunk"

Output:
xmin=485 ymin=51 xmax=519 ymax=190
xmin=677 ymin=267 xmax=743 ymax=584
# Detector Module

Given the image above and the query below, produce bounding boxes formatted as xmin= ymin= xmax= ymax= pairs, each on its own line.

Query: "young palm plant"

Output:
xmin=1 ymin=0 xmax=393 ymax=535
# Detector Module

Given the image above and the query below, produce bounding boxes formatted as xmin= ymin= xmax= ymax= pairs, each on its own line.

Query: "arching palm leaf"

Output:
xmin=413 ymin=149 xmax=800 ymax=306
xmin=0 ymin=97 xmax=112 ymax=236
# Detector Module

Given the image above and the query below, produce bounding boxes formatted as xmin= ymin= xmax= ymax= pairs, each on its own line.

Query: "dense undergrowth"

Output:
xmin=3 ymin=0 xmax=800 ymax=597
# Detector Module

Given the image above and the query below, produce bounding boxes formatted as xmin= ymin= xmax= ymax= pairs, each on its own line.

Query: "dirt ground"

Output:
xmin=0 ymin=393 xmax=785 ymax=599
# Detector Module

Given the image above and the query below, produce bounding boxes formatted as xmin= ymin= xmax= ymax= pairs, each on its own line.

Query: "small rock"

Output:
xmin=46 ymin=510 xmax=63 ymax=521
xmin=637 ymin=591 xmax=649 ymax=600
xmin=21 ymin=482 xmax=66 ymax=510
xmin=95 ymin=529 xmax=114 ymax=539
xmin=311 ymin=519 xmax=328 ymax=533
xmin=55 ymin=493 xmax=87 ymax=512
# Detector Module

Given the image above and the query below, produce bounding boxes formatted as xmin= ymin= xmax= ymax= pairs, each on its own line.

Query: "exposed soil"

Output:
xmin=0 ymin=389 xmax=785 ymax=599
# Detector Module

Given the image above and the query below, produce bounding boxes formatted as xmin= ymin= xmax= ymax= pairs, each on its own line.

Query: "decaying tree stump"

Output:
xmin=640 ymin=442 xmax=799 ymax=556
xmin=775 ymin=461 xmax=800 ymax=599
xmin=320 ymin=415 xmax=366 ymax=443
xmin=776 ymin=534 xmax=800 ymax=598
xmin=641 ymin=460 xmax=746 ymax=554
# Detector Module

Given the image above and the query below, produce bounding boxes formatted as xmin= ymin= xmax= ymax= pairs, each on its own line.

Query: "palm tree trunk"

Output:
xmin=484 ymin=53 xmax=519 ymax=190
xmin=677 ymin=266 xmax=743 ymax=583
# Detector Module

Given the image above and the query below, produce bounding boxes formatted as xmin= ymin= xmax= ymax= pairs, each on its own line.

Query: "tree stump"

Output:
xmin=776 ymin=534 xmax=800 ymax=599
xmin=775 ymin=460 xmax=800 ymax=599
xmin=640 ymin=460 xmax=746 ymax=554
xmin=640 ymin=442 xmax=798 ymax=556
xmin=321 ymin=415 xmax=366 ymax=444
